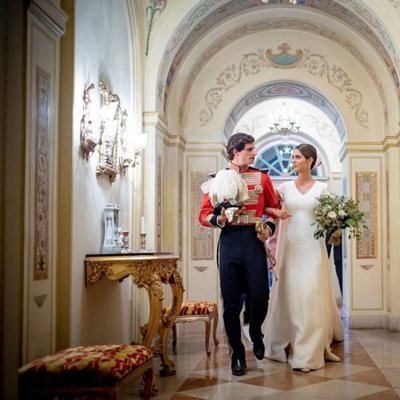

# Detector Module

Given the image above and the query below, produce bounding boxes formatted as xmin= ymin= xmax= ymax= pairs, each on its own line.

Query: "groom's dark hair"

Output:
xmin=226 ymin=133 xmax=254 ymax=160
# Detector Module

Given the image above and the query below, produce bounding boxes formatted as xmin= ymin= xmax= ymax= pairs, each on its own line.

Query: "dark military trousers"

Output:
xmin=219 ymin=225 xmax=269 ymax=359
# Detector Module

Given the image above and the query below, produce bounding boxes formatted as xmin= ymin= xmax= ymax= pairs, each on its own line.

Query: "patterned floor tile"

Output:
xmin=121 ymin=327 xmax=400 ymax=400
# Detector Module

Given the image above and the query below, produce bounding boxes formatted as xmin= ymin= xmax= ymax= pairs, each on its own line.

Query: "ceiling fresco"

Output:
xmin=154 ymin=0 xmax=399 ymax=118
xmin=195 ymin=43 xmax=368 ymax=129
xmin=177 ymin=18 xmax=387 ymax=126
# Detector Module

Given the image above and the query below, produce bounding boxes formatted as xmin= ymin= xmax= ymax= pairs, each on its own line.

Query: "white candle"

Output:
xmin=140 ymin=216 xmax=146 ymax=234
xmin=122 ymin=211 xmax=128 ymax=229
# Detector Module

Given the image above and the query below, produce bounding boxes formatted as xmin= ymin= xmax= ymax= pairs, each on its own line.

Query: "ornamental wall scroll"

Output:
xmin=356 ymin=172 xmax=377 ymax=259
xmin=80 ymin=81 xmax=141 ymax=182
xmin=199 ymin=43 xmax=368 ymax=128
xmin=34 ymin=66 xmax=50 ymax=280
xmin=191 ymin=172 xmax=214 ymax=260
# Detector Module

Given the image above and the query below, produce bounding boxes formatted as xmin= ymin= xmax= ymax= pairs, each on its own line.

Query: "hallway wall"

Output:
xmin=69 ymin=0 xmax=136 ymax=346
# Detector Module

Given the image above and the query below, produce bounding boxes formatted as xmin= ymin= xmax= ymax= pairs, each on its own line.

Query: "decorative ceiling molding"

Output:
xmin=202 ymin=44 xmax=367 ymax=128
xmin=145 ymin=0 xmax=168 ymax=56
xmin=178 ymin=18 xmax=388 ymax=126
xmin=265 ymin=43 xmax=304 ymax=68
xmin=157 ymin=0 xmax=399 ymax=116
xmin=389 ymin=0 xmax=400 ymax=11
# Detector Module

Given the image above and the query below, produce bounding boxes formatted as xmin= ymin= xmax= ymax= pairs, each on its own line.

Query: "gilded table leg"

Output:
xmin=158 ymin=280 xmax=183 ymax=376
xmin=141 ymin=281 xmax=163 ymax=350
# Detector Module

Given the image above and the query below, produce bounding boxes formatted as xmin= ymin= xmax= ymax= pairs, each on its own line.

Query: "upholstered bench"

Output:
xmin=162 ymin=301 xmax=219 ymax=356
xmin=18 ymin=344 xmax=154 ymax=400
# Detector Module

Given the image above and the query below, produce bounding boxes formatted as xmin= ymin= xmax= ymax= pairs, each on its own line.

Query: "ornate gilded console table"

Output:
xmin=84 ymin=252 xmax=184 ymax=376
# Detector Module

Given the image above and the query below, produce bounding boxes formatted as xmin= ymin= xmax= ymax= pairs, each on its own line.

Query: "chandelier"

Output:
xmin=268 ymin=102 xmax=300 ymax=138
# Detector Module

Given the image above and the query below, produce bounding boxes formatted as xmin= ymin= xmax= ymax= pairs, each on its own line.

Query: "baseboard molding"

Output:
xmin=385 ymin=315 xmax=400 ymax=332
xmin=342 ymin=313 xmax=400 ymax=332
xmin=347 ymin=314 xmax=386 ymax=329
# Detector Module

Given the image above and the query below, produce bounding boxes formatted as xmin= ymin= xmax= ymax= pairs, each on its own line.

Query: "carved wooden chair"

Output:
xmin=162 ymin=300 xmax=219 ymax=356
xmin=18 ymin=344 xmax=154 ymax=400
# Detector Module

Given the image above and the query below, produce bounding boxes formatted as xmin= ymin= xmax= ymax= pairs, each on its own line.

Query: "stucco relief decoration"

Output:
xmin=157 ymin=0 xmax=221 ymax=100
xmin=179 ymin=18 xmax=388 ymax=125
xmin=336 ymin=0 xmax=400 ymax=80
xmin=301 ymin=50 xmax=368 ymax=127
xmin=33 ymin=294 xmax=47 ymax=308
xmin=34 ymin=66 xmax=50 ymax=281
xmin=356 ymin=172 xmax=377 ymax=259
xmin=348 ymin=0 xmax=396 ymax=55
xmin=191 ymin=172 xmax=214 ymax=260
xmin=265 ymin=42 xmax=303 ymax=68
xmin=145 ymin=0 xmax=167 ymax=56
xmin=199 ymin=43 xmax=368 ymax=128
xmin=389 ymin=0 xmax=400 ymax=10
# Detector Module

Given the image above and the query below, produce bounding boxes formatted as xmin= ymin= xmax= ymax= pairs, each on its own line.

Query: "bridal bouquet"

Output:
xmin=312 ymin=194 xmax=367 ymax=245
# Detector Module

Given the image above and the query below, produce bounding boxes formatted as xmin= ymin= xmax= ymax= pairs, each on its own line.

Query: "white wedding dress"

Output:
xmin=263 ymin=180 xmax=344 ymax=370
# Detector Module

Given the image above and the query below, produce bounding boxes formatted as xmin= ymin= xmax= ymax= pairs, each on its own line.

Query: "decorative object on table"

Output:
xmin=312 ymin=194 xmax=367 ymax=246
xmin=121 ymin=230 xmax=130 ymax=253
xmin=102 ymin=204 xmax=124 ymax=253
xmin=140 ymin=216 xmax=147 ymax=251
xmin=161 ymin=301 xmax=219 ymax=356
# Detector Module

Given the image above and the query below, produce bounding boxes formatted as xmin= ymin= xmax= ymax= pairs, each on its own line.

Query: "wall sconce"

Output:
xmin=80 ymin=80 xmax=143 ymax=182
xmin=80 ymin=83 xmax=97 ymax=160
xmin=119 ymin=133 xmax=146 ymax=175
xmin=96 ymin=81 xmax=120 ymax=182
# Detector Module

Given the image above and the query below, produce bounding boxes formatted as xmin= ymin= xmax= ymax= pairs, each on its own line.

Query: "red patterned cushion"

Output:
xmin=162 ymin=301 xmax=218 ymax=316
xmin=18 ymin=344 xmax=153 ymax=387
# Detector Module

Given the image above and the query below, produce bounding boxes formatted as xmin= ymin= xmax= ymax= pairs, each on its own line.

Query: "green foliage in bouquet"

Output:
xmin=312 ymin=194 xmax=367 ymax=245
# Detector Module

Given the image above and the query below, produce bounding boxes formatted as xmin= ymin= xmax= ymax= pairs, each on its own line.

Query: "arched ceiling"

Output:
xmin=149 ymin=0 xmax=400 ymax=138
xmin=225 ymin=81 xmax=345 ymax=139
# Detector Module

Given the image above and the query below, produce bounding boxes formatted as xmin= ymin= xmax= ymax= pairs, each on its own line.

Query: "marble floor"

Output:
xmin=123 ymin=325 xmax=400 ymax=400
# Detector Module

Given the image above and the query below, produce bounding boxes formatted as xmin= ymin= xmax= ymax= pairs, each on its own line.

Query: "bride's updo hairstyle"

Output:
xmin=295 ymin=143 xmax=318 ymax=169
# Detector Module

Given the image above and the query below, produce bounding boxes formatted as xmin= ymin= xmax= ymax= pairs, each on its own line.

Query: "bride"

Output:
xmin=263 ymin=143 xmax=344 ymax=372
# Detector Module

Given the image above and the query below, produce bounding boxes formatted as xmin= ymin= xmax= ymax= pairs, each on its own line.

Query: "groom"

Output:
xmin=199 ymin=133 xmax=279 ymax=376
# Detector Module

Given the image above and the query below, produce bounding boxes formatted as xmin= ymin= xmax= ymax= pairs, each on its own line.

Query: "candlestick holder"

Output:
xmin=121 ymin=230 xmax=130 ymax=253
xmin=140 ymin=233 xmax=146 ymax=251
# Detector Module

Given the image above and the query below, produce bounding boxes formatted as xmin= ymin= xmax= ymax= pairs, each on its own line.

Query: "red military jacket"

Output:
xmin=198 ymin=167 xmax=279 ymax=227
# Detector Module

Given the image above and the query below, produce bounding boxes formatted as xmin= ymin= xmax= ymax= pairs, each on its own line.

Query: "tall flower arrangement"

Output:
xmin=312 ymin=194 xmax=367 ymax=245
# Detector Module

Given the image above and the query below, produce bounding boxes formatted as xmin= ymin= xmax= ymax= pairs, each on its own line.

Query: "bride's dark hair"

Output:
xmin=295 ymin=144 xmax=318 ymax=169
